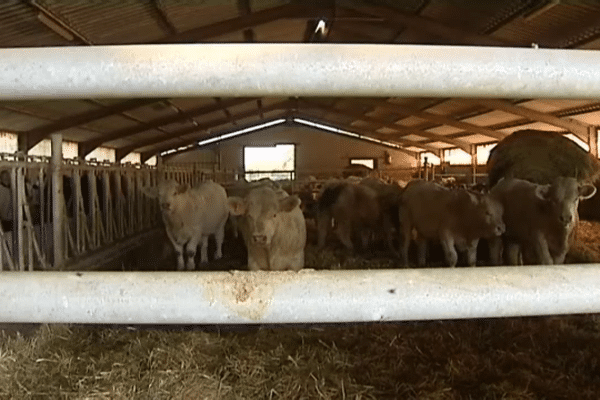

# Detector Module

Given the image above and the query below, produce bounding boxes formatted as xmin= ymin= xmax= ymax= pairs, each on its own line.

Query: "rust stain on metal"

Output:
xmin=202 ymin=271 xmax=297 ymax=321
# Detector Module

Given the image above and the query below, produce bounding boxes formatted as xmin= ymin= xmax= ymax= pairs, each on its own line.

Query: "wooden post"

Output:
xmin=51 ymin=133 xmax=64 ymax=269
xmin=589 ymin=126 xmax=598 ymax=158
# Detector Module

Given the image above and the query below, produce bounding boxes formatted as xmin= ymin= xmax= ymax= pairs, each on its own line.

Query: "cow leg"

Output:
xmin=382 ymin=218 xmax=398 ymax=257
xmin=166 ymin=230 xmax=186 ymax=271
xmin=399 ymin=211 xmax=412 ymax=267
xmin=532 ymin=233 xmax=553 ymax=265
xmin=416 ymin=236 xmax=428 ymax=267
xmin=505 ymin=241 xmax=522 ymax=265
xmin=553 ymin=250 xmax=568 ymax=265
xmin=465 ymin=239 xmax=479 ymax=267
xmin=214 ymin=218 xmax=227 ymax=260
xmin=335 ymin=219 xmax=354 ymax=252
xmin=440 ymin=233 xmax=458 ymax=268
xmin=172 ymin=242 xmax=185 ymax=271
xmin=317 ymin=212 xmax=330 ymax=249
xmin=185 ymin=236 xmax=202 ymax=271
xmin=488 ymin=236 xmax=503 ymax=266
xmin=199 ymin=235 xmax=209 ymax=265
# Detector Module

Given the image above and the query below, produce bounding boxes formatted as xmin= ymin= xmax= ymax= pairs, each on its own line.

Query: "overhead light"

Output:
xmin=37 ymin=12 xmax=74 ymax=41
xmin=197 ymin=119 xmax=286 ymax=146
xmin=315 ymin=19 xmax=328 ymax=36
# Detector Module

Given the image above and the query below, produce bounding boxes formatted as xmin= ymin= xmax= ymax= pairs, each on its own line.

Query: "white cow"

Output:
xmin=228 ymin=186 xmax=306 ymax=271
xmin=489 ymin=177 xmax=596 ymax=265
xmin=142 ymin=180 xmax=229 ymax=271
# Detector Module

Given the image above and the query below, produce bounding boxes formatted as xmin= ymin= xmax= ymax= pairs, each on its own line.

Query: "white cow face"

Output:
xmin=142 ymin=180 xmax=189 ymax=213
xmin=229 ymin=187 xmax=300 ymax=247
xmin=535 ymin=177 xmax=596 ymax=228
xmin=471 ymin=192 xmax=505 ymax=237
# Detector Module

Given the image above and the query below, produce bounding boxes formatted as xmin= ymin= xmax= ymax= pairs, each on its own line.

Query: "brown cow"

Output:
xmin=400 ymin=180 xmax=505 ymax=268
xmin=317 ymin=179 xmax=395 ymax=253
xmin=488 ymin=177 xmax=596 ymax=265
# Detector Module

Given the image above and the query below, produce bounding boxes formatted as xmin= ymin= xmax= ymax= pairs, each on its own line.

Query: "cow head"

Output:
xmin=465 ymin=191 xmax=505 ymax=238
xmin=229 ymin=187 xmax=301 ymax=247
xmin=535 ymin=177 xmax=596 ymax=228
xmin=141 ymin=180 xmax=189 ymax=213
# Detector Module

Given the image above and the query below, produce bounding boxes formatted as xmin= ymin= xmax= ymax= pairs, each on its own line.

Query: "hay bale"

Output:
xmin=487 ymin=130 xmax=600 ymax=187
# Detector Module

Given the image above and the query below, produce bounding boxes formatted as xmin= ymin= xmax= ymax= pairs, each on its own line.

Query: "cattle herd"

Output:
xmin=142 ymin=130 xmax=600 ymax=272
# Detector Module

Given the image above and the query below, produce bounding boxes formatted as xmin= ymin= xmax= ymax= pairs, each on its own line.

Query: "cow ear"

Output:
xmin=534 ymin=184 xmax=551 ymax=200
xmin=141 ymin=186 xmax=158 ymax=198
xmin=228 ymin=197 xmax=246 ymax=216
xmin=579 ymin=184 xmax=597 ymax=200
xmin=176 ymin=183 xmax=189 ymax=194
xmin=279 ymin=195 xmax=301 ymax=212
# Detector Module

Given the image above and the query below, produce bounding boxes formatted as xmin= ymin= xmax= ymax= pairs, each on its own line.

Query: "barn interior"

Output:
xmin=3 ymin=1 xmax=600 ymax=398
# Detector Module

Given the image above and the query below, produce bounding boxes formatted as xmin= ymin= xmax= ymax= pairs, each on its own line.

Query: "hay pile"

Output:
xmin=487 ymin=130 xmax=600 ymax=187
xmin=3 ymin=316 xmax=600 ymax=399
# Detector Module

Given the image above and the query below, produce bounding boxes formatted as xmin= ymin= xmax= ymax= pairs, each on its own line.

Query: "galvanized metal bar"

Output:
xmin=2 ymin=266 xmax=600 ymax=324
xmin=1 ymin=45 xmax=600 ymax=99
xmin=50 ymin=133 xmax=64 ymax=269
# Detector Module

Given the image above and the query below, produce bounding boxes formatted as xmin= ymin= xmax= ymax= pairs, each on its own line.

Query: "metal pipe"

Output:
xmin=1 ymin=266 xmax=600 ymax=324
xmin=1 ymin=45 xmax=600 ymax=99
xmin=50 ymin=133 xmax=63 ymax=269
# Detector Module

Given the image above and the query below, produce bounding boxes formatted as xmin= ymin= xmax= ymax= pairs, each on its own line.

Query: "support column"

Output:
xmin=588 ymin=126 xmax=598 ymax=158
xmin=470 ymin=145 xmax=478 ymax=185
xmin=51 ymin=133 xmax=64 ymax=269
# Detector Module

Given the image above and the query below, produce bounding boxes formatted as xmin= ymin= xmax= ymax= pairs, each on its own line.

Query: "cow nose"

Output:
xmin=161 ymin=202 xmax=171 ymax=211
xmin=560 ymin=214 xmax=573 ymax=225
xmin=253 ymin=234 xmax=267 ymax=244
xmin=496 ymin=223 xmax=505 ymax=235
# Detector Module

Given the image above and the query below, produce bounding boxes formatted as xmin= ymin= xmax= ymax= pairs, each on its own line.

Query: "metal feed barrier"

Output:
xmin=1 ymin=44 xmax=600 ymax=324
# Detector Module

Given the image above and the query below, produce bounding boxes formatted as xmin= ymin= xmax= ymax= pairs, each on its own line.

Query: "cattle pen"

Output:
xmin=2 ymin=13 xmax=600 ymax=397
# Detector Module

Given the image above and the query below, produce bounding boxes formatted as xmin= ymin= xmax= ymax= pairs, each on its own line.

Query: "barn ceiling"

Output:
xmin=1 ymin=0 xmax=600 ymax=162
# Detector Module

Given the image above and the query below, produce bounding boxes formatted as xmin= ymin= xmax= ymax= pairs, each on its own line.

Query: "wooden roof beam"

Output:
xmin=342 ymin=5 xmax=516 ymax=47
xmin=148 ymin=0 xmax=178 ymax=36
xmin=153 ymin=4 xmax=317 ymax=43
xmin=469 ymin=98 xmax=591 ymax=142
xmin=359 ymin=99 xmax=508 ymax=141
xmin=120 ymin=100 xmax=293 ymax=161
xmin=298 ymin=99 xmax=471 ymax=153
xmin=24 ymin=98 xmax=163 ymax=151
xmin=79 ymin=97 xmax=255 ymax=157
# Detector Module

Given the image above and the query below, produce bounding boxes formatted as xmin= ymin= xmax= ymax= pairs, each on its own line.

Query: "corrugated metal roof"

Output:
xmin=0 ymin=1 xmax=71 ymax=47
xmin=41 ymin=1 xmax=166 ymax=44
xmin=159 ymin=1 xmax=239 ymax=33
xmin=491 ymin=3 xmax=600 ymax=48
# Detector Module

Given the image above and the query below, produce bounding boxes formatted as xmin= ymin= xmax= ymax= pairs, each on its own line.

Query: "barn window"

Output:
xmin=85 ymin=147 xmax=116 ymax=163
xmin=564 ymin=133 xmax=589 ymax=151
xmin=28 ymin=139 xmax=79 ymax=159
xmin=420 ymin=152 xmax=441 ymax=165
xmin=477 ymin=143 xmax=497 ymax=164
xmin=350 ymin=158 xmax=375 ymax=169
xmin=0 ymin=132 xmax=18 ymax=153
xmin=443 ymin=148 xmax=471 ymax=165
xmin=244 ymin=144 xmax=295 ymax=181
xmin=120 ymin=152 xmax=141 ymax=165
